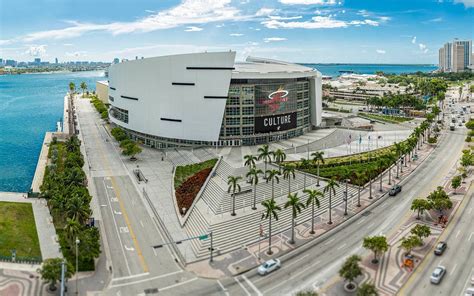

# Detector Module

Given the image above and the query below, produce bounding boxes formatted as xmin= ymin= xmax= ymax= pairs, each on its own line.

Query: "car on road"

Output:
xmin=389 ymin=184 xmax=402 ymax=196
xmin=434 ymin=241 xmax=447 ymax=255
xmin=258 ymin=259 xmax=281 ymax=275
xmin=465 ymin=287 xmax=474 ymax=296
xmin=430 ymin=266 xmax=446 ymax=284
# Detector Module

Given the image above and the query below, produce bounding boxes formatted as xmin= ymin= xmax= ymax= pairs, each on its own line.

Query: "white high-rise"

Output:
xmin=439 ymin=39 xmax=472 ymax=72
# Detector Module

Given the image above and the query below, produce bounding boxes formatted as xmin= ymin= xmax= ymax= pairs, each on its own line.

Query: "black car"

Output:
xmin=388 ymin=184 xmax=402 ymax=196
xmin=434 ymin=242 xmax=447 ymax=255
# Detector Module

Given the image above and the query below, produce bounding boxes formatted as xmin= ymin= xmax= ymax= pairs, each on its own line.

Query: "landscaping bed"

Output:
xmin=359 ymin=112 xmax=412 ymax=124
xmin=0 ymin=201 xmax=41 ymax=260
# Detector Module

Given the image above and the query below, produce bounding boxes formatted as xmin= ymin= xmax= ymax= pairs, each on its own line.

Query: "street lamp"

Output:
xmin=344 ymin=179 xmax=349 ymax=215
xmin=75 ymin=237 xmax=80 ymax=295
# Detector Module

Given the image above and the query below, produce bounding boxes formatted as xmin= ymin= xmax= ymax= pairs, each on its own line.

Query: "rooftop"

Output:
xmin=232 ymin=56 xmax=320 ymax=79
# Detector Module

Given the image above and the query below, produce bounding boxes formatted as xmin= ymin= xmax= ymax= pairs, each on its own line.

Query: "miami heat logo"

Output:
xmin=262 ymin=86 xmax=289 ymax=113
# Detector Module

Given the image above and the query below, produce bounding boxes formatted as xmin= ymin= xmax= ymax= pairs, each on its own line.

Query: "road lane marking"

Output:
xmin=242 ymin=275 xmax=263 ymax=296
xmin=119 ymin=227 xmax=129 ymax=233
xmin=357 ymin=218 xmax=366 ymax=225
xmin=367 ymin=222 xmax=375 ymax=229
xmin=103 ymin=179 xmax=132 ymax=275
xmin=456 ymin=230 xmax=461 ymax=238
xmin=124 ymin=245 xmax=135 ymax=251
xmin=337 ymin=243 xmax=347 ymax=250
xmin=324 ymin=238 xmax=335 ymax=246
xmin=109 ymin=270 xmax=183 ymax=288
xmin=112 ymin=272 xmax=150 ymax=282
xmin=468 ymin=232 xmax=473 ymax=241
xmin=139 ymin=220 xmax=144 ymax=228
xmin=451 ymin=263 xmax=457 ymax=273
xmin=468 ymin=207 xmax=472 ymax=214
xmin=217 ymin=280 xmax=230 ymax=296
xmin=234 ymin=277 xmax=251 ymax=296
xmin=286 ymin=254 xmax=309 ymax=268
xmin=159 ymin=277 xmax=198 ymax=292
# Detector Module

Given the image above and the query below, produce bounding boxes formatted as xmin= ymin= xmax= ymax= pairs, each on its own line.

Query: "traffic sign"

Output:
xmin=199 ymin=234 xmax=209 ymax=240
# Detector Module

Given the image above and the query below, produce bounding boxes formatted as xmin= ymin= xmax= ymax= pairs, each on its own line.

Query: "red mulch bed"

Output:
xmin=175 ymin=167 xmax=212 ymax=216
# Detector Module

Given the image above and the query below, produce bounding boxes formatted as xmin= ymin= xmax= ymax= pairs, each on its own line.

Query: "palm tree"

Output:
xmin=273 ymin=149 xmax=286 ymax=173
xmin=299 ymin=158 xmax=311 ymax=190
xmin=261 ymin=199 xmax=281 ymax=255
xmin=284 ymin=193 xmax=305 ymax=244
xmin=311 ymin=151 xmax=325 ymax=187
xmin=65 ymin=194 xmax=91 ymax=224
xmin=246 ymin=168 xmax=263 ymax=210
xmin=323 ymin=179 xmax=339 ymax=224
xmin=68 ymin=82 xmax=76 ymax=94
xmin=258 ymin=145 xmax=273 ymax=177
xmin=227 ymin=176 xmax=242 ymax=216
xmin=243 ymin=154 xmax=257 ymax=169
xmin=64 ymin=218 xmax=81 ymax=244
xmin=266 ymin=169 xmax=281 ymax=200
xmin=80 ymin=81 xmax=87 ymax=97
xmin=394 ymin=142 xmax=404 ymax=178
xmin=367 ymin=165 xmax=374 ymax=199
xmin=282 ymin=164 xmax=296 ymax=195
xmin=354 ymin=171 xmax=364 ymax=207
xmin=304 ymin=189 xmax=323 ymax=234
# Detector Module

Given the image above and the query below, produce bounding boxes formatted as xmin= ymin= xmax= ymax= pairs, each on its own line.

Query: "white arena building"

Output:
xmin=108 ymin=51 xmax=322 ymax=148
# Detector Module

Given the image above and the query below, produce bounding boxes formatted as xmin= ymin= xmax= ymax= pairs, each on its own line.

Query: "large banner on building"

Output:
xmin=254 ymin=112 xmax=297 ymax=133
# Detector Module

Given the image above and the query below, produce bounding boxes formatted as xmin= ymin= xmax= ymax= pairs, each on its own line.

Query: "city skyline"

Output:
xmin=1 ymin=0 xmax=473 ymax=64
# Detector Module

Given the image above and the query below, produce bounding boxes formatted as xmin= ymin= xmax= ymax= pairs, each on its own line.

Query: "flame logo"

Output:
xmin=262 ymin=86 xmax=289 ymax=113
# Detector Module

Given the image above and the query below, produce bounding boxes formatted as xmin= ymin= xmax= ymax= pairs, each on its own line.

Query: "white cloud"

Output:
xmin=427 ymin=17 xmax=443 ymax=22
xmin=256 ymin=8 xmax=276 ymax=16
xmin=279 ymin=0 xmax=338 ymax=5
xmin=26 ymin=45 xmax=47 ymax=56
xmin=357 ymin=10 xmax=370 ymax=17
xmin=185 ymin=26 xmax=203 ymax=32
xmin=21 ymin=0 xmax=243 ymax=42
xmin=419 ymin=43 xmax=429 ymax=53
xmin=376 ymin=49 xmax=386 ymax=54
xmin=63 ymin=43 xmax=74 ymax=46
xmin=262 ymin=15 xmax=380 ymax=29
xmin=453 ymin=0 xmax=474 ymax=8
xmin=0 ymin=39 xmax=12 ymax=46
xmin=65 ymin=51 xmax=87 ymax=57
xmin=269 ymin=15 xmax=303 ymax=20
xmin=264 ymin=37 xmax=288 ymax=42
xmin=230 ymin=33 xmax=244 ymax=36
xmin=411 ymin=36 xmax=417 ymax=44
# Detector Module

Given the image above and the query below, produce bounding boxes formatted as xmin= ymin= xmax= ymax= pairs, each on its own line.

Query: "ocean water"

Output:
xmin=0 ymin=71 xmax=105 ymax=192
xmin=302 ymin=63 xmax=438 ymax=77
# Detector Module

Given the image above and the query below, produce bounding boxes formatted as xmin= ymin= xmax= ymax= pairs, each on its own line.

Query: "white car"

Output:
xmin=430 ymin=266 xmax=446 ymax=284
xmin=258 ymin=259 xmax=281 ymax=275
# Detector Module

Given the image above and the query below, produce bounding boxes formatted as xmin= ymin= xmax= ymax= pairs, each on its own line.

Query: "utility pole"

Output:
xmin=209 ymin=231 xmax=214 ymax=263
xmin=60 ymin=260 xmax=66 ymax=296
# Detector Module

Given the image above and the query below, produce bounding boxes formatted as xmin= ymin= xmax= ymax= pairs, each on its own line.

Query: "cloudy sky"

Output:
xmin=0 ymin=0 xmax=473 ymax=64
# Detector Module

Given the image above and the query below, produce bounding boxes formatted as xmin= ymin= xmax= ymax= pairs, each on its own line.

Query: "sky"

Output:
xmin=0 ymin=0 xmax=473 ymax=64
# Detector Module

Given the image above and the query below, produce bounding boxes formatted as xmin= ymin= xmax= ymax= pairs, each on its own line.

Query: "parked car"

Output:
xmin=389 ymin=184 xmax=402 ymax=196
xmin=465 ymin=287 xmax=474 ymax=296
xmin=430 ymin=266 xmax=446 ymax=284
xmin=258 ymin=259 xmax=281 ymax=275
xmin=434 ymin=241 xmax=447 ymax=255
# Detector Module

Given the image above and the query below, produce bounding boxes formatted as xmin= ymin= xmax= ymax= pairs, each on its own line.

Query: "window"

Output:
xmin=242 ymin=127 xmax=254 ymax=135
xmin=242 ymin=117 xmax=253 ymax=125
xmin=228 ymin=96 xmax=240 ymax=105
xmin=242 ymin=86 xmax=254 ymax=95
xmin=225 ymin=107 xmax=240 ymax=116
xmin=110 ymin=106 xmax=129 ymax=123
xmin=226 ymin=117 xmax=240 ymax=125
xmin=242 ymin=106 xmax=254 ymax=115
xmin=226 ymin=127 xmax=240 ymax=136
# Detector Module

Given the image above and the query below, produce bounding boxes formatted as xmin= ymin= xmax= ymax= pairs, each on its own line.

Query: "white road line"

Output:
xmin=367 ymin=222 xmax=375 ymax=229
xmin=357 ymin=218 xmax=367 ymax=225
xmin=234 ymin=277 xmax=251 ymax=296
xmin=286 ymin=254 xmax=309 ymax=268
xmin=242 ymin=275 xmax=263 ymax=296
xmin=468 ymin=207 xmax=472 ymax=214
xmin=468 ymin=232 xmax=473 ymax=241
xmin=152 ymin=247 xmax=157 ymax=256
xmin=217 ymin=280 xmax=229 ymax=296
xmin=337 ymin=243 xmax=347 ymax=250
xmin=324 ymin=238 xmax=335 ymax=246
xmin=103 ymin=179 xmax=132 ymax=276
xmin=139 ymin=220 xmax=144 ymax=227
xmin=264 ymin=260 xmax=321 ymax=294
xmin=452 ymin=263 xmax=458 ymax=273
xmin=456 ymin=230 xmax=461 ymax=238
xmin=159 ymin=278 xmax=198 ymax=292
xmin=109 ymin=270 xmax=184 ymax=288
xmin=112 ymin=272 xmax=150 ymax=282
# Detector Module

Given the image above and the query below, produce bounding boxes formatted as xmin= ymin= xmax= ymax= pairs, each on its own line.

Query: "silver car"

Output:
xmin=257 ymin=259 xmax=281 ymax=275
xmin=430 ymin=266 xmax=446 ymax=284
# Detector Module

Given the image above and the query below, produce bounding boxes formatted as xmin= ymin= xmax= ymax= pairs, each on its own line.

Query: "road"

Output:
xmin=214 ymin=120 xmax=467 ymax=295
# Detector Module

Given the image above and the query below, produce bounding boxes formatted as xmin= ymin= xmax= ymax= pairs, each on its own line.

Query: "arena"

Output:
xmin=108 ymin=51 xmax=322 ymax=148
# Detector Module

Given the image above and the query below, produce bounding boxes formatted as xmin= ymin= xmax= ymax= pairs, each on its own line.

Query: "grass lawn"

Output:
xmin=359 ymin=112 xmax=413 ymax=124
xmin=0 ymin=201 xmax=41 ymax=258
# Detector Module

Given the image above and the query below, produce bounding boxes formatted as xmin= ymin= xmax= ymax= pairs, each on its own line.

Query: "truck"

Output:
xmin=450 ymin=123 xmax=456 ymax=131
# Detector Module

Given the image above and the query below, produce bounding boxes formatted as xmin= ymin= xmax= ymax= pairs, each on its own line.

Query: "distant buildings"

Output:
xmin=439 ymin=39 xmax=472 ymax=72
xmin=113 ymin=58 xmax=120 ymax=64
xmin=55 ymin=58 xmax=59 ymax=64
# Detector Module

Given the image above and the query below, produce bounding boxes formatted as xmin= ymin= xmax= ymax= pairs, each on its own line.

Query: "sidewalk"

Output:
xmin=186 ymin=142 xmax=436 ymax=278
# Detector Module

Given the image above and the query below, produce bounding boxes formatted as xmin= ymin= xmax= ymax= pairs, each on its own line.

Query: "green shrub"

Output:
xmin=428 ymin=137 xmax=437 ymax=144
xmin=466 ymin=136 xmax=472 ymax=143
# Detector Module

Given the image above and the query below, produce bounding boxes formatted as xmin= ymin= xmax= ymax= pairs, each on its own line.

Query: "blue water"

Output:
xmin=302 ymin=63 xmax=438 ymax=77
xmin=0 ymin=71 xmax=105 ymax=192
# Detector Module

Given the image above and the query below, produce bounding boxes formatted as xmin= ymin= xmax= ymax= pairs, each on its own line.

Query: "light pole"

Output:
xmin=344 ymin=179 xmax=349 ymax=215
xmin=75 ymin=237 xmax=80 ymax=295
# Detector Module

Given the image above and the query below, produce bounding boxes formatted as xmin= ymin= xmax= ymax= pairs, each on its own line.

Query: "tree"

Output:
xmin=400 ymin=235 xmax=423 ymax=255
xmin=273 ymin=149 xmax=286 ymax=173
xmin=227 ymin=176 xmax=242 ymax=216
xmin=65 ymin=194 xmax=91 ymax=224
xmin=80 ymin=81 xmax=87 ymax=97
xmin=362 ymin=235 xmax=389 ymax=264
xmin=323 ymin=179 xmax=339 ymax=224
xmin=261 ymin=198 xmax=281 ymax=255
xmin=451 ymin=175 xmax=462 ymax=194
xmin=111 ymin=127 xmax=127 ymax=142
xmin=311 ymin=151 xmax=325 ymax=187
xmin=37 ymin=258 xmax=73 ymax=291
xmin=430 ymin=198 xmax=453 ymax=215
xmin=246 ymin=167 xmax=263 ymax=210
xmin=339 ymin=255 xmax=363 ymax=290
xmin=77 ymin=227 xmax=101 ymax=262
xmin=122 ymin=141 xmax=142 ymax=160
xmin=244 ymin=154 xmax=257 ymax=169
xmin=304 ymin=189 xmax=323 ymax=235
xmin=354 ymin=171 xmax=364 ymax=207
xmin=266 ymin=169 xmax=281 ymax=200
xmin=410 ymin=224 xmax=431 ymax=244
xmin=357 ymin=282 xmax=378 ymax=296
xmin=258 ymin=145 xmax=274 ymax=175
xmin=64 ymin=218 xmax=81 ymax=244
xmin=410 ymin=199 xmax=431 ymax=220
xmin=299 ymin=158 xmax=312 ymax=190
xmin=296 ymin=291 xmax=319 ymax=296
xmin=283 ymin=164 xmax=296 ymax=195
xmin=284 ymin=193 xmax=305 ymax=244
xmin=69 ymin=82 xmax=76 ymax=94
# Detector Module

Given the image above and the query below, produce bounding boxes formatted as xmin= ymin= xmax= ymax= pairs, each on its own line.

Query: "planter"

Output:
xmin=343 ymin=282 xmax=358 ymax=293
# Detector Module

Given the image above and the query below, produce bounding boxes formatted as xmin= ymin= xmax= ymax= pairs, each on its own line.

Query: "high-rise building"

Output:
xmin=438 ymin=39 xmax=472 ymax=72
xmin=55 ymin=57 xmax=58 ymax=64
xmin=34 ymin=58 xmax=41 ymax=64
xmin=113 ymin=58 xmax=120 ymax=64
